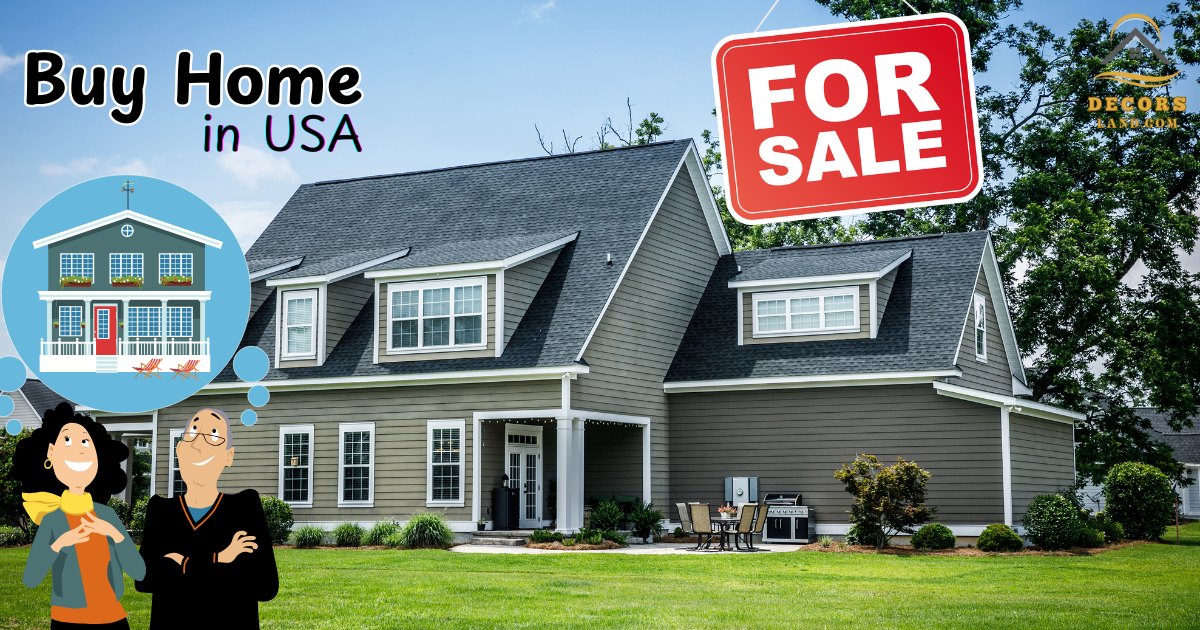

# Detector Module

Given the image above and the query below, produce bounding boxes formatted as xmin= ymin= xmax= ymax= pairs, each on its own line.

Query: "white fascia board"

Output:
xmin=33 ymin=210 xmax=223 ymax=249
xmin=363 ymin=235 xmax=578 ymax=282
xmin=663 ymin=369 xmax=961 ymax=393
xmin=500 ymin=233 xmax=579 ymax=269
xmin=39 ymin=291 xmax=212 ymax=301
xmin=249 ymin=258 xmax=305 ymax=282
xmin=1012 ymin=376 xmax=1033 ymax=397
xmin=982 ymin=236 xmax=1028 ymax=386
xmin=727 ymin=251 xmax=911 ymax=290
xmin=683 ymin=143 xmax=732 ymax=256
xmin=575 ymin=149 xmax=690 ymax=362
xmin=200 ymin=364 xmax=589 ymax=394
xmin=266 ymin=249 xmax=411 ymax=287
xmin=472 ymin=408 xmax=648 ymax=425
xmin=932 ymin=381 xmax=1085 ymax=423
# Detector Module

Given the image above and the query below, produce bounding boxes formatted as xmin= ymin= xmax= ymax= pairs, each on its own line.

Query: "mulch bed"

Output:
xmin=657 ymin=535 xmax=699 ymax=544
xmin=525 ymin=540 xmax=625 ymax=551
xmin=797 ymin=539 xmax=1156 ymax=556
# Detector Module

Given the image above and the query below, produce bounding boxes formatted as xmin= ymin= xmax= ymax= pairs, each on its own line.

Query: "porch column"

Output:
xmin=83 ymin=299 xmax=91 ymax=350
xmin=556 ymin=417 xmax=576 ymax=532
xmin=199 ymin=300 xmax=206 ymax=346
xmin=46 ymin=301 xmax=52 ymax=343
xmin=121 ymin=299 xmax=130 ymax=350
xmin=573 ymin=418 xmax=585 ymax=529
xmin=159 ymin=300 xmax=167 ymax=352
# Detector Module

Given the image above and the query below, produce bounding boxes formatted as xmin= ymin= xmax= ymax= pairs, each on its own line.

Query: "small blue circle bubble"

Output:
xmin=248 ymin=385 xmax=270 ymax=407
xmin=233 ymin=347 xmax=270 ymax=383
xmin=0 ymin=357 xmax=25 ymax=392
xmin=5 ymin=419 xmax=21 ymax=436
xmin=0 ymin=396 xmax=13 ymax=418
xmin=241 ymin=409 xmax=258 ymax=426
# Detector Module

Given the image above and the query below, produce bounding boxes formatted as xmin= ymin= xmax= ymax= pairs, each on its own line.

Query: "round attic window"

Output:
xmin=121 ymin=224 xmax=134 ymax=237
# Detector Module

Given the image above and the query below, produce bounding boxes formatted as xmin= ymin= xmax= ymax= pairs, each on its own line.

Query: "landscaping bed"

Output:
xmin=526 ymin=540 xmax=625 ymax=551
xmin=798 ymin=539 xmax=1156 ymax=556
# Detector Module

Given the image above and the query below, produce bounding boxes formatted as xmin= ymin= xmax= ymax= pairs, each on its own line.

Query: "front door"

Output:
xmin=505 ymin=425 xmax=543 ymax=529
xmin=93 ymin=305 xmax=116 ymax=355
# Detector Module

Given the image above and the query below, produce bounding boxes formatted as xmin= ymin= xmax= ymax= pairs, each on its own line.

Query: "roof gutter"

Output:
xmin=663 ymin=368 xmax=961 ymax=393
xmin=266 ymin=248 xmax=411 ymax=286
xmin=199 ymin=364 xmax=590 ymax=394
xmin=363 ymin=233 xmax=578 ymax=280
xmin=249 ymin=258 xmax=305 ymax=282
xmin=932 ymin=381 xmax=1084 ymax=424
xmin=727 ymin=250 xmax=912 ymax=289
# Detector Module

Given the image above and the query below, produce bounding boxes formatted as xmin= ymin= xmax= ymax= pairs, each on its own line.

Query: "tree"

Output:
xmin=536 ymin=98 xmax=667 ymax=155
xmin=0 ymin=429 xmax=33 ymax=535
xmin=131 ymin=446 xmax=151 ymax=503
xmin=810 ymin=0 xmax=1200 ymax=486
xmin=834 ymin=454 xmax=936 ymax=548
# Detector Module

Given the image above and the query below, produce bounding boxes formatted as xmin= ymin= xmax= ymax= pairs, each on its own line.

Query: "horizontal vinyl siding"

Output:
xmin=1009 ymin=412 xmax=1075 ymax=524
xmin=949 ymin=267 xmax=1012 ymax=396
xmin=584 ymin=423 xmax=643 ymax=501
xmin=504 ymin=250 xmax=560 ymax=348
xmin=3 ymin=391 xmax=41 ymax=429
xmin=378 ymin=275 xmax=495 ymax=362
xmin=668 ymin=384 xmax=1004 ymax=525
xmin=573 ymin=167 xmax=719 ymax=507
xmin=324 ymin=275 xmax=373 ymax=362
xmin=744 ymin=284 xmax=871 ymax=344
xmin=155 ymin=380 xmax=559 ymax=523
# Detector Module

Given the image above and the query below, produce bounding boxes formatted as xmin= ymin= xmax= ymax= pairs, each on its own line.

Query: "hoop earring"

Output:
xmin=44 ymin=458 xmax=53 ymax=469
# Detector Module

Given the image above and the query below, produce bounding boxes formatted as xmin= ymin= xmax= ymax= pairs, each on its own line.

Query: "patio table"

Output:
xmin=710 ymin=514 xmax=740 ymax=551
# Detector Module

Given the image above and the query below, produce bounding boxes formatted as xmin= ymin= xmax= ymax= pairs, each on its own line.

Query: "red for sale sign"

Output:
xmin=711 ymin=14 xmax=983 ymax=223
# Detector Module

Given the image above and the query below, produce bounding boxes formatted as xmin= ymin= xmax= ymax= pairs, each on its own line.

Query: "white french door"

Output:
xmin=505 ymin=425 xmax=543 ymax=529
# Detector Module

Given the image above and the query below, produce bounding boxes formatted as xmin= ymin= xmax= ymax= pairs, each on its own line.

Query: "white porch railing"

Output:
xmin=119 ymin=339 xmax=210 ymax=356
xmin=41 ymin=340 xmax=94 ymax=356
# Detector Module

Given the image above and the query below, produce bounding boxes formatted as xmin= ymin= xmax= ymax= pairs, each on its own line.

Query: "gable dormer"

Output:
xmin=728 ymin=247 xmax=911 ymax=345
xmin=365 ymin=231 xmax=577 ymax=363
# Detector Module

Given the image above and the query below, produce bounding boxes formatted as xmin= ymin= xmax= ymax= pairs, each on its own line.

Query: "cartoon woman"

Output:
xmin=13 ymin=402 xmax=146 ymax=629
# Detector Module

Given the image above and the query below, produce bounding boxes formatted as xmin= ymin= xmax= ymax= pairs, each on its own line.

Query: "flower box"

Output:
xmin=161 ymin=275 xmax=193 ymax=287
xmin=59 ymin=276 xmax=93 ymax=288
xmin=111 ymin=281 xmax=139 ymax=287
xmin=111 ymin=276 xmax=143 ymax=288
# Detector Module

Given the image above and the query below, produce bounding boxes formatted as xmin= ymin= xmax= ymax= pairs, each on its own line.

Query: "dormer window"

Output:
xmin=388 ymin=277 xmax=486 ymax=353
xmin=752 ymin=287 xmax=859 ymax=338
xmin=282 ymin=289 xmax=317 ymax=359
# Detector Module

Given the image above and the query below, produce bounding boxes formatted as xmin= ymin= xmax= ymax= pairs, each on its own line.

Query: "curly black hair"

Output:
xmin=11 ymin=402 xmax=129 ymax=503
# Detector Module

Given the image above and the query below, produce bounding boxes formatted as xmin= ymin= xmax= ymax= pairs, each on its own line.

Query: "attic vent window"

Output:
xmin=752 ymin=286 xmax=859 ymax=338
xmin=121 ymin=225 xmax=134 ymax=237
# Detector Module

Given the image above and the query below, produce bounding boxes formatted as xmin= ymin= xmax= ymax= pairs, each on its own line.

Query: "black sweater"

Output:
xmin=136 ymin=489 xmax=279 ymax=629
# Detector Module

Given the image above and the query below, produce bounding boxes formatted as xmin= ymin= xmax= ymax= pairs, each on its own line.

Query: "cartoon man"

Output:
xmin=136 ymin=409 xmax=278 ymax=629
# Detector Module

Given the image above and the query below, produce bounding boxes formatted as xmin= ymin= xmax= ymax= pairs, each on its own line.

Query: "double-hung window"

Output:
xmin=752 ymin=287 xmax=859 ymax=337
xmin=164 ymin=307 xmax=193 ymax=338
xmin=279 ymin=425 xmax=314 ymax=507
xmin=109 ymin=253 xmax=143 ymax=283
xmin=427 ymin=420 xmax=465 ymax=507
xmin=388 ymin=277 xmax=485 ymax=353
xmin=169 ymin=429 xmax=187 ymax=497
xmin=974 ymin=293 xmax=987 ymax=362
xmin=128 ymin=307 xmax=161 ymax=338
xmin=338 ymin=422 xmax=374 ymax=506
xmin=58 ymin=306 xmax=83 ymax=337
xmin=282 ymin=289 xmax=317 ymax=359
xmin=60 ymin=253 xmax=93 ymax=281
xmin=159 ymin=253 xmax=193 ymax=283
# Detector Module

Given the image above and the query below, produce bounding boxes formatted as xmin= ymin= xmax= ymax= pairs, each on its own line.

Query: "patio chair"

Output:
xmin=675 ymin=502 xmax=693 ymax=537
xmin=134 ymin=357 xmax=163 ymax=379
xmin=732 ymin=503 xmax=758 ymax=550
xmin=746 ymin=504 xmax=769 ymax=550
xmin=170 ymin=359 xmax=201 ymax=380
xmin=687 ymin=504 xmax=721 ymax=551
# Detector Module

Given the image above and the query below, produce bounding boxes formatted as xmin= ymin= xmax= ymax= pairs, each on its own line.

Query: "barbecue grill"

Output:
xmin=760 ymin=493 xmax=815 ymax=543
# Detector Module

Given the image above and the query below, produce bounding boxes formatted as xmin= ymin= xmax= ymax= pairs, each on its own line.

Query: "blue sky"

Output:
xmin=1 ymin=0 xmax=1197 ymax=372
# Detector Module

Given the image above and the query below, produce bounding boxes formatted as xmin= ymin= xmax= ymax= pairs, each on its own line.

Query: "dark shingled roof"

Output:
xmin=272 ymin=247 xmax=409 ymax=280
xmin=1139 ymin=408 xmax=1200 ymax=465
xmin=665 ymin=232 xmax=989 ymax=382
xmin=247 ymin=256 xmax=303 ymax=274
xmin=735 ymin=247 xmax=910 ymax=284
xmin=216 ymin=140 xmax=694 ymax=382
xmin=365 ymin=231 xmax=578 ymax=273
xmin=19 ymin=379 xmax=71 ymax=419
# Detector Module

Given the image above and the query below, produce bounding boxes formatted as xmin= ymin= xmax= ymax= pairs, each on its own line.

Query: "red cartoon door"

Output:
xmin=93 ymin=305 xmax=116 ymax=356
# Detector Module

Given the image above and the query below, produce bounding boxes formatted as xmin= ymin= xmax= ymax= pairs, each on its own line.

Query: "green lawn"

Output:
xmin=4 ymin=522 xmax=1200 ymax=629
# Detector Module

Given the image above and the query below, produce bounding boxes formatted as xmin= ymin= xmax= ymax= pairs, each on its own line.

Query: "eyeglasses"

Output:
xmin=180 ymin=431 xmax=226 ymax=446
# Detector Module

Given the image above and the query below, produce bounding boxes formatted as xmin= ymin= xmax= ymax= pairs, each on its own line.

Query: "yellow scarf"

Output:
xmin=22 ymin=491 xmax=94 ymax=525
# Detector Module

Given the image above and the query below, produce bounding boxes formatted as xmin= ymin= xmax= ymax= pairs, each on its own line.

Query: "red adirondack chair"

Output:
xmin=170 ymin=359 xmax=201 ymax=380
xmin=134 ymin=357 xmax=163 ymax=379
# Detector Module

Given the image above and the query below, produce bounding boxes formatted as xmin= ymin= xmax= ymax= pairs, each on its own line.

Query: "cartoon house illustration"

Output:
xmin=33 ymin=210 xmax=221 ymax=374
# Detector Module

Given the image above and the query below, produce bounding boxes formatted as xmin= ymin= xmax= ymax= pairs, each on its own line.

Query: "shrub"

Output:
xmin=835 ymin=454 xmax=936 ymax=548
xmin=1102 ymin=461 xmax=1175 ymax=540
xmin=397 ymin=512 xmax=455 ymax=549
xmin=1023 ymin=494 xmax=1087 ymax=550
xmin=910 ymin=523 xmax=956 ymax=550
xmin=845 ymin=523 xmax=878 ymax=546
xmin=130 ymin=497 xmax=149 ymax=534
xmin=818 ymin=535 xmax=833 ymax=548
xmin=333 ymin=522 xmax=365 ymax=547
xmin=260 ymin=496 xmax=295 ymax=544
xmin=589 ymin=500 xmax=622 ymax=531
xmin=104 ymin=498 xmax=132 ymax=529
xmin=362 ymin=521 xmax=400 ymax=546
xmin=628 ymin=500 xmax=664 ymax=540
xmin=1076 ymin=526 xmax=1105 ymax=548
xmin=292 ymin=524 xmax=326 ymax=548
xmin=976 ymin=524 xmax=1023 ymax=552
xmin=1093 ymin=512 xmax=1125 ymax=543
xmin=672 ymin=527 xmax=686 ymax=538
xmin=529 ymin=529 xmax=564 ymax=544
xmin=382 ymin=531 xmax=406 ymax=548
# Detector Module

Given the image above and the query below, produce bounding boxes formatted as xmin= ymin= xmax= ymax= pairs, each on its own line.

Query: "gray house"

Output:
xmin=91 ymin=140 xmax=1080 ymax=538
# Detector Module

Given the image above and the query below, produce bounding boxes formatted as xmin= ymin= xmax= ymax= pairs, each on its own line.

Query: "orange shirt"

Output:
xmin=50 ymin=513 xmax=127 ymax=624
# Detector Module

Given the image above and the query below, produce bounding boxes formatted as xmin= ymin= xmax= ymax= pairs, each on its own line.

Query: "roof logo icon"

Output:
xmin=1094 ymin=13 xmax=1180 ymax=87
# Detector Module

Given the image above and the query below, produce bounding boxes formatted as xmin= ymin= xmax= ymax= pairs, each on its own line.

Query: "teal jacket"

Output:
xmin=23 ymin=503 xmax=146 ymax=608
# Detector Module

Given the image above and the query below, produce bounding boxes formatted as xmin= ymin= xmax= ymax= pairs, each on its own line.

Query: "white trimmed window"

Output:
xmin=279 ymin=425 xmax=314 ymax=507
xmin=388 ymin=277 xmax=486 ymax=353
xmin=159 ymin=253 xmax=193 ymax=281
xmin=60 ymin=253 xmax=94 ymax=279
xmin=169 ymin=429 xmax=187 ymax=497
xmin=128 ymin=307 xmax=161 ymax=338
xmin=427 ymin=419 xmax=465 ymax=507
xmin=974 ymin=293 xmax=987 ymax=362
xmin=752 ymin=287 xmax=858 ymax=337
xmin=282 ymin=289 xmax=317 ymax=359
xmin=58 ymin=306 xmax=83 ymax=337
xmin=165 ymin=307 xmax=192 ymax=338
xmin=338 ymin=422 xmax=374 ymax=506
xmin=109 ymin=253 xmax=143 ymax=282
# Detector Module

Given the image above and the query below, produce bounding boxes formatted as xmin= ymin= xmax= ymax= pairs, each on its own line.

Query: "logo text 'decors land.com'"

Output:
xmin=1088 ymin=95 xmax=1186 ymax=130
xmin=1086 ymin=13 xmax=1186 ymax=131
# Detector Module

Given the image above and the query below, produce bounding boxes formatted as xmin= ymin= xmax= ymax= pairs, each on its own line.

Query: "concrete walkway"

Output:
xmin=452 ymin=542 xmax=806 ymax=555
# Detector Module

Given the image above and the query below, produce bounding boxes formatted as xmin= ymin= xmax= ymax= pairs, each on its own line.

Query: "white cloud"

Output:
xmin=39 ymin=158 xmax=99 ymax=176
xmin=522 ymin=1 xmax=557 ymax=21
xmin=0 ymin=47 xmax=18 ymax=75
xmin=216 ymin=147 xmax=299 ymax=189
xmin=38 ymin=156 xmax=152 ymax=177
xmin=107 ymin=159 xmax=152 ymax=177
xmin=212 ymin=200 xmax=281 ymax=251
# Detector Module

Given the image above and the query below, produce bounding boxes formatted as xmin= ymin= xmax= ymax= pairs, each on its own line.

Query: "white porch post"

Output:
xmin=472 ymin=417 xmax=482 ymax=524
xmin=83 ymin=299 xmax=91 ymax=350
xmin=556 ymin=417 xmax=575 ymax=532
xmin=149 ymin=411 xmax=158 ymax=498
xmin=46 ymin=301 xmax=52 ymax=342
xmin=159 ymin=300 xmax=167 ymax=353
xmin=573 ymin=418 xmax=585 ymax=529
xmin=642 ymin=422 xmax=651 ymax=505
xmin=199 ymin=300 xmax=206 ymax=346
xmin=121 ymin=299 xmax=130 ymax=351
xmin=1001 ymin=406 xmax=1013 ymax=527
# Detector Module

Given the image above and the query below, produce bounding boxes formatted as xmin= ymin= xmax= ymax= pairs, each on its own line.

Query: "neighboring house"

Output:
xmin=2 ymin=378 xmax=69 ymax=429
xmin=88 ymin=140 xmax=1080 ymax=538
xmin=1080 ymin=409 xmax=1200 ymax=519
xmin=32 ymin=210 xmax=221 ymax=373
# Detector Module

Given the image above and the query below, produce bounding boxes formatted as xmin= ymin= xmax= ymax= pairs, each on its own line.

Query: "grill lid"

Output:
xmin=762 ymin=493 xmax=801 ymax=505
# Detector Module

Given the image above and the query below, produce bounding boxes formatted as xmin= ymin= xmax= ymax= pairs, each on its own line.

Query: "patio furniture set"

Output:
xmin=676 ymin=502 xmax=769 ymax=552
xmin=133 ymin=358 xmax=200 ymax=380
